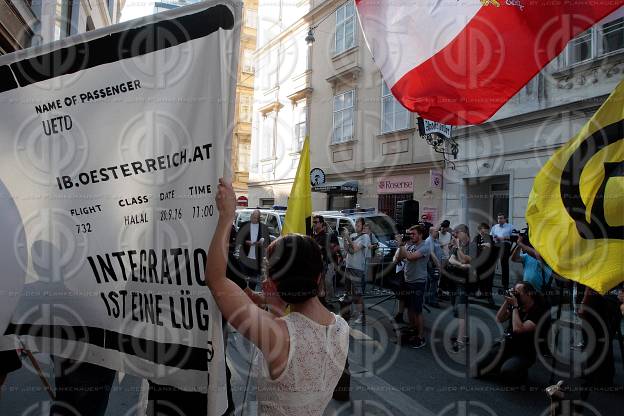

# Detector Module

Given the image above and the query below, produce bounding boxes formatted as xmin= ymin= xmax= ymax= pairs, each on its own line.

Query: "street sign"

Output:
xmin=237 ymin=196 xmax=248 ymax=206
xmin=430 ymin=170 xmax=443 ymax=189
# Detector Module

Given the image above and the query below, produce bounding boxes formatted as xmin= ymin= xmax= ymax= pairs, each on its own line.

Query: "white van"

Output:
xmin=234 ymin=207 xmax=286 ymax=241
xmin=313 ymin=208 xmax=399 ymax=267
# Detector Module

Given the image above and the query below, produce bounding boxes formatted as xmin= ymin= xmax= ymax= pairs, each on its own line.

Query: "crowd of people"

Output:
xmin=227 ymin=201 xmax=624 ymax=398
xmin=1 ymin=185 xmax=623 ymax=415
xmin=305 ymin=208 xmax=624 ymax=394
xmin=381 ymin=213 xmax=624 ymax=392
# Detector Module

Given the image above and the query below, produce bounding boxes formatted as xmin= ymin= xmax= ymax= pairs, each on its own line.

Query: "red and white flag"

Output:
xmin=356 ymin=0 xmax=624 ymax=125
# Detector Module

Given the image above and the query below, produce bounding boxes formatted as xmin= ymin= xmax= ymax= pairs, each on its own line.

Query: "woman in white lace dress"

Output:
xmin=206 ymin=178 xmax=349 ymax=415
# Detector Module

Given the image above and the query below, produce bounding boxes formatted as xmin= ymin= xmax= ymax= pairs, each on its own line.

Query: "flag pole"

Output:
xmin=18 ymin=339 xmax=55 ymax=401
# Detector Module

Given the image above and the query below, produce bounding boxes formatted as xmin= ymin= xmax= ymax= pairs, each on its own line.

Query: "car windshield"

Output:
xmin=364 ymin=216 xmax=398 ymax=241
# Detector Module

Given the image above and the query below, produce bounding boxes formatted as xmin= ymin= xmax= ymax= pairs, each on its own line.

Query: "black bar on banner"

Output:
xmin=5 ymin=323 xmax=212 ymax=371
xmin=7 ymin=4 xmax=234 ymax=89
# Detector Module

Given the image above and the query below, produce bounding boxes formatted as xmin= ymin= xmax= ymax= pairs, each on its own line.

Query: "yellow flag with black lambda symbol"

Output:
xmin=527 ymin=81 xmax=624 ymax=294
xmin=282 ymin=136 xmax=312 ymax=236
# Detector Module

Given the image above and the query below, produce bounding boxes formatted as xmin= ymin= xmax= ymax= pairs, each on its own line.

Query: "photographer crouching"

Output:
xmin=473 ymin=282 xmax=549 ymax=384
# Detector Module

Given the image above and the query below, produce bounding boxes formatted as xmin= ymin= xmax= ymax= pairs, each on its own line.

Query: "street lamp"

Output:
xmin=305 ymin=27 xmax=315 ymax=44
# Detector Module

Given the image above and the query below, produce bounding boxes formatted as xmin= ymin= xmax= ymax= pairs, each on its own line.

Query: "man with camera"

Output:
xmin=342 ymin=217 xmax=371 ymax=325
xmin=511 ymin=232 xmax=553 ymax=294
xmin=490 ymin=213 xmax=514 ymax=290
xmin=394 ymin=224 xmax=430 ymax=349
xmin=473 ymin=282 xmax=548 ymax=384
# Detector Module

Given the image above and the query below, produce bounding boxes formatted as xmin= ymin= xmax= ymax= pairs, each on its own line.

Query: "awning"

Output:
xmin=312 ymin=180 xmax=358 ymax=193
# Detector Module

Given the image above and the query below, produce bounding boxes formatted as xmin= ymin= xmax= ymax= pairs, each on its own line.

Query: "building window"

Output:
xmin=328 ymin=194 xmax=356 ymax=211
xmin=601 ymin=17 xmax=624 ymax=55
xmin=332 ymin=90 xmax=354 ymax=144
xmin=239 ymin=95 xmax=252 ymax=123
xmin=242 ymin=49 xmax=254 ymax=73
xmin=378 ymin=193 xmax=413 ymax=221
xmin=335 ymin=1 xmax=355 ymax=55
xmin=259 ymin=198 xmax=274 ymax=208
xmin=54 ymin=0 xmax=73 ymax=40
xmin=562 ymin=16 xmax=624 ymax=67
xmin=293 ymin=103 xmax=307 ymax=152
xmin=381 ymin=81 xmax=409 ymax=133
xmin=568 ymin=29 xmax=592 ymax=65
xmin=245 ymin=9 xmax=258 ymax=29
xmin=107 ymin=0 xmax=115 ymax=20
xmin=258 ymin=48 xmax=279 ymax=90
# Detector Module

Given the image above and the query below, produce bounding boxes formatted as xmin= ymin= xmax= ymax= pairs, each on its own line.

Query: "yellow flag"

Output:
xmin=526 ymin=81 xmax=624 ymax=294
xmin=282 ymin=136 xmax=312 ymax=235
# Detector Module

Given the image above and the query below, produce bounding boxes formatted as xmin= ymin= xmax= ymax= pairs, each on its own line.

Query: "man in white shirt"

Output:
xmin=490 ymin=213 xmax=514 ymax=290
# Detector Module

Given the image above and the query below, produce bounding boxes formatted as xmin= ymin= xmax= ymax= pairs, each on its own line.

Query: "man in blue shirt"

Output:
xmin=511 ymin=235 xmax=553 ymax=293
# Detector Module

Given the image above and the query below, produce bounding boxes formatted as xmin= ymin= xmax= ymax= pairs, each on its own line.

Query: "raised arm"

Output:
xmin=511 ymin=242 xmax=522 ymax=263
xmin=454 ymin=239 xmax=472 ymax=264
xmin=205 ymin=179 xmax=288 ymax=363
xmin=342 ymin=230 xmax=365 ymax=253
xmin=403 ymin=247 xmax=426 ymax=261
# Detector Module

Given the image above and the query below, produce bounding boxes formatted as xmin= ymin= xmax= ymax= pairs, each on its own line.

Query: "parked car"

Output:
xmin=233 ymin=206 xmax=399 ymax=267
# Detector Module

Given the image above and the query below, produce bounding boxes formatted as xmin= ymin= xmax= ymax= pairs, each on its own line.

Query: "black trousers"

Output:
xmin=239 ymin=262 xmax=261 ymax=291
xmin=147 ymin=365 xmax=236 ymax=416
xmin=498 ymin=243 xmax=511 ymax=290
xmin=474 ymin=341 xmax=533 ymax=384
xmin=51 ymin=359 xmax=116 ymax=416
xmin=478 ymin=272 xmax=495 ymax=297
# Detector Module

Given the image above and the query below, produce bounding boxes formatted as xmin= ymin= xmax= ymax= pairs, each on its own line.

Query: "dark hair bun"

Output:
xmin=267 ymin=235 xmax=323 ymax=304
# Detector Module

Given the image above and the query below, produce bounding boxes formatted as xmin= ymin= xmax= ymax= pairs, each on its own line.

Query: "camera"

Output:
xmin=510 ymin=226 xmax=529 ymax=243
xmin=505 ymin=288 xmax=516 ymax=298
xmin=393 ymin=231 xmax=411 ymax=243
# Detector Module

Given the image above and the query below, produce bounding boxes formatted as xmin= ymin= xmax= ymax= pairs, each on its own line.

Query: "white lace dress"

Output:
xmin=256 ymin=312 xmax=349 ymax=415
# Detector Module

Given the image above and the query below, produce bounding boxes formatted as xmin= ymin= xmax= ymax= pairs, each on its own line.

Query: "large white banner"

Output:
xmin=0 ymin=2 xmax=240 ymax=414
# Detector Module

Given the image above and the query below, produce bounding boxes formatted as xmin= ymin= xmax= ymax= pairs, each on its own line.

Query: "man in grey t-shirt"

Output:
xmin=404 ymin=240 xmax=429 ymax=284
xmin=394 ymin=224 xmax=430 ymax=348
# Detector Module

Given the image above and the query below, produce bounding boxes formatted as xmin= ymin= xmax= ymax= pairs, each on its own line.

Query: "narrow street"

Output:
xmin=3 ymin=281 xmax=621 ymax=416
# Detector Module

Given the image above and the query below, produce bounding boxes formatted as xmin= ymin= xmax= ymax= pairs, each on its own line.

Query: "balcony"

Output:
xmin=326 ymin=65 xmax=361 ymax=90
xmin=288 ymin=70 xmax=313 ymax=103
